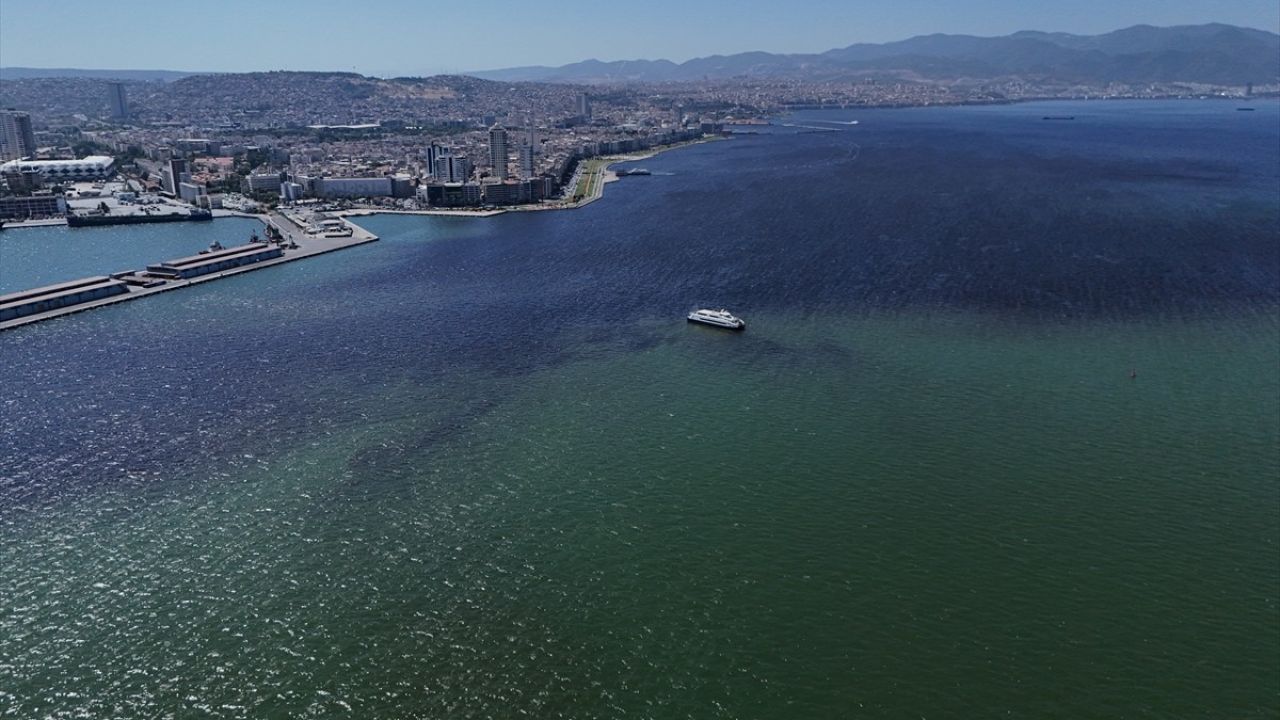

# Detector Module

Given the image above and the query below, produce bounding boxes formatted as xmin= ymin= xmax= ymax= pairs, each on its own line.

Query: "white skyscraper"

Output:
xmin=488 ymin=125 xmax=508 ymax=181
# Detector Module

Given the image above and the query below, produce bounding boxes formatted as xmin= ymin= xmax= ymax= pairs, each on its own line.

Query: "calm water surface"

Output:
xmin=1 ymin=100 xmax=1277 ymax=718
xmin=0 ymin=217 xmax=263 ymax=292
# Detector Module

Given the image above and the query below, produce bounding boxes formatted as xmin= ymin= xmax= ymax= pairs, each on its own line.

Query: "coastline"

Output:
xmin=0 ymin=137 xmax=718 ymax=329
xmin=2 ymin=138 xmax=722 ymax=231
xmin=2 ymin=96 xmax=1269 ymax=230
xmin=337 ymin=135 xmax=727 ymax=222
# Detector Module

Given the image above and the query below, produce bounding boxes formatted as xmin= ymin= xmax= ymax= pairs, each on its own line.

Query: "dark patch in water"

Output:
xmin=2 ymin=102 xmax=1277 ymax=502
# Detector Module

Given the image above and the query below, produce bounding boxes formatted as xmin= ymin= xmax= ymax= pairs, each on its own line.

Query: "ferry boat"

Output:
xmin=687 ymin=308 xmax=745 ymax=330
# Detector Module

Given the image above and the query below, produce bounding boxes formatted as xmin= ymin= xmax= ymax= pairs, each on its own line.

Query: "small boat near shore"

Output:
xmin=687 ymin=308 xmax=745 ymax=330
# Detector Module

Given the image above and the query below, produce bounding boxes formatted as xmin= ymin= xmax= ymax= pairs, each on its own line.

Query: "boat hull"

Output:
xmin=687 ymin=316 xmax=745 ymax=331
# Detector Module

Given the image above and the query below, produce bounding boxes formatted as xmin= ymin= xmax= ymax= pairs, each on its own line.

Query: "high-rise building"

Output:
xmin=423 ymin=142 xmax=448 ymax=179
xmin=107 ymin=82 xmax=130 ymax=120
xmin=519 ymin=143 xmax=535 ymax=179
xmin=488 ymin=125 xmax=508 ymax=181
xmin=433 ymin=155 xmax=472 ymax=184
xmin=576 ymin=93 xmax=592 ymax=120
xmin=162 ymin=158 xmax=188 ymax=195
xmin=0 ymin=110 xmax=37 ymax=161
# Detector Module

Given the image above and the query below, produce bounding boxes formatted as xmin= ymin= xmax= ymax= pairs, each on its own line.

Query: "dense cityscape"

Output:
xmin=1 ymin=67 xmax=1271 ymax=223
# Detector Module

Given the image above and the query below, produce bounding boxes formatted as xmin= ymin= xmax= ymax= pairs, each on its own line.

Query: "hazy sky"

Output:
xmin=2 ymin=0 xmax=1277 ymax=76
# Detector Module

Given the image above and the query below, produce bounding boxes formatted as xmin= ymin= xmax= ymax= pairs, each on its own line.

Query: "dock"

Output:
xmin=0 ymin=215 xmax=377 ymax=332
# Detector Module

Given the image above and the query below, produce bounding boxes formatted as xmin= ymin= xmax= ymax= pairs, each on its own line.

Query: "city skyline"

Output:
xmin=1 ymin=0 xmax=1277 ymax=77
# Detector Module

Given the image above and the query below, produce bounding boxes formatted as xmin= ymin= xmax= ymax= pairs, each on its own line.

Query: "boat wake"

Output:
xmin=779 ymin=123 xmax=840 ymax=132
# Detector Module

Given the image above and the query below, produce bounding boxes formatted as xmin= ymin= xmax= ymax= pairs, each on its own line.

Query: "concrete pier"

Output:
xmin=145 ymin=242 xmax=283 ymax=279
xmin=0 ymin=217 xmax=377 ymax=332
xmin=0 ymin=276 xmax=130 ymax=322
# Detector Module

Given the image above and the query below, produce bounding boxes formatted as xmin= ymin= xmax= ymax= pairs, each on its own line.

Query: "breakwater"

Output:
xmin=66 ymin=209 xmax=213 ymax=227
xmin=0 ymin=216 xmax=376 ymax=331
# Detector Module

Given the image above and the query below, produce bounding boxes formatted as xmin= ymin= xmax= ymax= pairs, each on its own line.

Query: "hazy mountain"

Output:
xmin=0 ymin=67 xmax=201 ymax=82
xmin=0 ymin=71 xmax=584 ymax=125
xmin=468 ymin=24 xmax=1280 ymax=85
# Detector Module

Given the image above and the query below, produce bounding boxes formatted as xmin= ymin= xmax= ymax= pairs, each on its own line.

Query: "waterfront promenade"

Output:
xmin=340 ymin=137 xmax=723 ymax=219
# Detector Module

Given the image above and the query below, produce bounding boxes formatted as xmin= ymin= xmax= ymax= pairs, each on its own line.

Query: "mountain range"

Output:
xmin=469 ymin=24 xmax=1280 ymax=85
xmin=2 ymin=24 xmax=1276 ymax=88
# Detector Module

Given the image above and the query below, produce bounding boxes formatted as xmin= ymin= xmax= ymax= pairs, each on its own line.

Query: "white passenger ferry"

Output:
xmin=687 ymin=308 xmax=746 ymax=330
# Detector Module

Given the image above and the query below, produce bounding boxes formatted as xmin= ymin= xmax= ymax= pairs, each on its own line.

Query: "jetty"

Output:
xmin=0 ymin=215 xmax=376 ymax=331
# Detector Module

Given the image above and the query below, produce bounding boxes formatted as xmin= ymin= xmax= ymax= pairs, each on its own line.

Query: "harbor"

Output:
xmin=0 ymin=215 xmax=376 ymax=331
xmin=0 ymin=141 xmax=693 ymax=332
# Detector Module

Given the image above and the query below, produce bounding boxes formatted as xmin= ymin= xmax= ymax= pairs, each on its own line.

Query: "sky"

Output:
xmin=1 ymin=0 xmax=1277 ymax=76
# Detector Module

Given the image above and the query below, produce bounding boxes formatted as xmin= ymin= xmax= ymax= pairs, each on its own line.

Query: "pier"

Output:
xmin=0 ymin=276 xmax=130 ymax=322
xmin=0 ymin=216 xmax=377 ymax=331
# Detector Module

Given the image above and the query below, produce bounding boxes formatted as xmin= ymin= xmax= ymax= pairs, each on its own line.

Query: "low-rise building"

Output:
xmin=391 ymin=174 xmax=415 ymax=198
xmin=482 ymin=181 xmax=521 ymax=206
xmin=315 ymin=176 xmax=393 ymax=198
xmin=0 ymin=193 xmax=67 ymax=219
xmin=419 ymin=182 xmax=481 ymax=207
xmin=243 ymin=172 xmax=286 ymax=193
xmin=178 ymin=182 xmax=207 ymax=204
xmin=280 ymin=182 xmax=304 ymax=202
xmin=0 ymin=156 xmax=116 ymax=182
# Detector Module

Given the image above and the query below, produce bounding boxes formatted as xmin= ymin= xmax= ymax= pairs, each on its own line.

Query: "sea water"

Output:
xmin=1 ymin=100 xmax=1276 ymax=718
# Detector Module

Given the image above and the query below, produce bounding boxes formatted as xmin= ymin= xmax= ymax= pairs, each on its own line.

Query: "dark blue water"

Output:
xmin=1 ymin=101 xmax=1277 ymax=718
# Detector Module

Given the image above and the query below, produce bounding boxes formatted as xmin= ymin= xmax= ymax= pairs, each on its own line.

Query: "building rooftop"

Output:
xmin=1 ymin=156 xmax=115 ymax=171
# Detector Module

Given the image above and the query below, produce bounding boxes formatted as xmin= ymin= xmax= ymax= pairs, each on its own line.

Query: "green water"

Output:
xmin=4 ymin=307 xmax=1276 ymax=717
